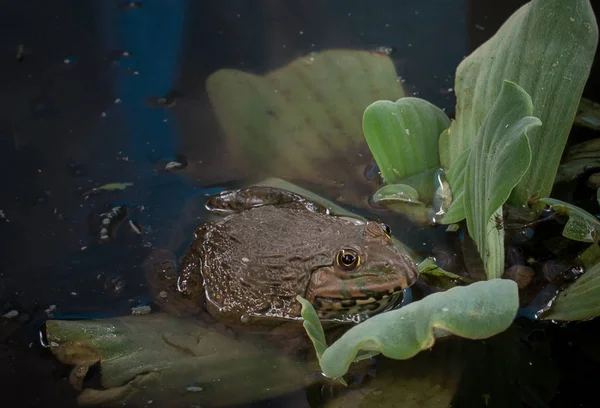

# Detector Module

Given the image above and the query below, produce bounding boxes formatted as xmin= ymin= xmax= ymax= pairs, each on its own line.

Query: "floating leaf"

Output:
xmin=463 ymin=80 xmax=540 ymax=279
xmin=363 ymin=97 xmax=450 ymax=184
xmin=535 ymin=198 xmax=600 ymax=242
xmin=97 ymin=182 xmax=133 ymax=191
xmin=418 ymin=257 xmax=473 ymax=284
xmin=439 ymin=0 xmax=598 ymax=205
xmin=543 ymin=261 xmax=600 ymax=321
xmin=314 ymin=279 xmax=518 ymax=379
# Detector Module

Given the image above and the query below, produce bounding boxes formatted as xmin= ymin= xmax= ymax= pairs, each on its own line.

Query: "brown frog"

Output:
xmin=152 ymin=186 xmax=418 ymax=328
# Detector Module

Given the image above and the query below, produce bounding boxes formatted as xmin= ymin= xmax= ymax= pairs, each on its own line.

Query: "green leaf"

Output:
xmin=363 ymin=97 xmax=450 ymax=184
xmin=418 ymin=257 xmax=473 ymax=284
xmin=543 ymin=261 xmax=600 ymax=321
xmin=317 ymin=279 xmax=518 ymax=379
xmin=439 ymin=0 xmax=598 ymax=205
xmin=206 ymin=50 xmax=407 ymax=207
xmin=464 ymin=80 xmax=540 ymax=279
xmin=297 ymin=296 xmax=328 ymax=360
xmin=577 ymin=243 xmax=600 ymax=269
xmin=535 ymin=198 xmax=600 ymax=242
xmin=417 ymin=257 xmax=474 ymax=290
xmin=46 ymin=314 xmax=309 ymax=406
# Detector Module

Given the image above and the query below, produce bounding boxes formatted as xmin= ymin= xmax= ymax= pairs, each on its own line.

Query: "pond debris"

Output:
xmin=2 ymin=310 xmax=19 ymax=319
xmin=503 ymin=265 xmax=534 ymax=289
xmin=104 ymin=275 xmax=127 ymax=295
xmin=165 ymin=160 xmax=184 ymax=171
xmin=83 ymin=182 xmax=134 ymax=198
xmin=107 ymin=50 xmax=134 ymax=62
xmin=45 ymin=305 xmax=57 ymax=317
xmin=131 ymin=305 xmax=151 ymax=316
xmin=373 ymin=45 xmax=395 ymax=56
xmin=98 ymin=205 xmax=130 ymax=243
xmin=586 ymin=172 xmax=600 ymax=189
xmin=145 ymin=90 xmax=182 ymax=108
xmin=118 ymin=1 xmax=143 ymax=10
xmin=128 ymin=220 xmax=143 ymax=235
xmin=16 ymin=44 xmax=24 ymax=62
xmin=163 ymin=153 xmax=188 ymax=172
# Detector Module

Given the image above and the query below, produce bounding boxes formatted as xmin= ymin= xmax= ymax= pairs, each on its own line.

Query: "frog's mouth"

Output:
xmin=312 ymin=289 xmax=404 ymax=322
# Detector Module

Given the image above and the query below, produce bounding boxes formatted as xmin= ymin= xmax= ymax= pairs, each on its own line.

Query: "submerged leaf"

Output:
xmin=363 ymin=97 xmax=450 ymax=184
xmin=555 ymin=138 xmax=600 ymax=183
xmin=543 ymin=261 xmax=600 ymax=321
xmin=318 ymin=279 xmax=518 ymax=379
xmin=206 ymin=50 xmax=406 ymax=208
xmin=439 ymin=0 xmax=598 ymax=205
xmin=47 ymin=314 xmax=309 ymax=406
xmin=575 ymin=97 xmax=600 ymax=130
xmin=463 ymin=80 xmax=540 ymax=279
xmin=535 ymin=198 xmax=600 ymax=243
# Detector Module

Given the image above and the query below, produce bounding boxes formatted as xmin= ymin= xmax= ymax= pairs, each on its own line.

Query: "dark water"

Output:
xmin=1 ymin=1 xmax=600 ymax=407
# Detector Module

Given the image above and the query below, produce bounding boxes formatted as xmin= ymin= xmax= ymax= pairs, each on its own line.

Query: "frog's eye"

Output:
xmin=336 ymin=249 xmax=360 ymax=270
xmin=381 ymin=223 xmax=392 ymax=237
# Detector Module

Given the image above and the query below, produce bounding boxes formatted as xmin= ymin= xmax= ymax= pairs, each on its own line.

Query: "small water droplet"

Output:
xmin=240 ymin=314 xmax=250 ymax=323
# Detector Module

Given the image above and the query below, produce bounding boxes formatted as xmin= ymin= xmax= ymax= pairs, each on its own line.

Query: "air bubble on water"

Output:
xmin=240 ymin=314 xmax=250 ymax=323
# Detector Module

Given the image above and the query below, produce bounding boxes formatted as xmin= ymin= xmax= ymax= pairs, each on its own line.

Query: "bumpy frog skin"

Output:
xmin=176 ymin=187 xmax=418 ymax=326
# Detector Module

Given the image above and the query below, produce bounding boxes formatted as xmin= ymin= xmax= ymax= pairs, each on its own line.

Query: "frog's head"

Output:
xmin=304 ymin=220 xmax=418 ymax=322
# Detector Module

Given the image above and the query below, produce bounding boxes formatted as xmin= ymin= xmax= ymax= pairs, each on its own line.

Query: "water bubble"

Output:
xmin=240 ymin=314 xmax=250 ymax=323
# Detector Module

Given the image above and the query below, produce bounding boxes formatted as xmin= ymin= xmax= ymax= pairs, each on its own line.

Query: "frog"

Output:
xmin=149 ymin=185 xmax=419 ymax=329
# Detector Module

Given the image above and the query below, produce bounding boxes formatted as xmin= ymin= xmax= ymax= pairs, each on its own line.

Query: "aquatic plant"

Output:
xmin=302 ymin=0 xmax=600 ymax=380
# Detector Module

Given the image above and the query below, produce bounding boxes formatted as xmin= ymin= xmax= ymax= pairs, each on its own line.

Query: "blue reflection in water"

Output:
xmin=99 ymin=0 xmax=218 ymax=249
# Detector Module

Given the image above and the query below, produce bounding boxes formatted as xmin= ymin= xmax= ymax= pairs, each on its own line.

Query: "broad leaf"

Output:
xmin=535 ymin=198 xmax=600 ymax=242
xmin=306 ymin=279 xmax=518 ymax=379
xmin=206 ymin=50 xmax=407 ymax=208
xmin=439 ymin=0 xmax=598 ymax=205
xmin=543 ymin=261 xmax=600 ymax=321
xmin=47 ymin=314 xmax=309 ymax=406
xmin=363 ymin=97 xmax=450 ymax=184
xmin=463 ymin=80 xmax=540 ymax=279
